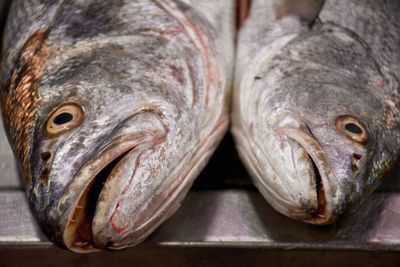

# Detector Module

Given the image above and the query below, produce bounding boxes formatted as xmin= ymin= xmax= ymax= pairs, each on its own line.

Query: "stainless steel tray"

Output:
xmin=1 ymin=120 xmax=400 ymax=266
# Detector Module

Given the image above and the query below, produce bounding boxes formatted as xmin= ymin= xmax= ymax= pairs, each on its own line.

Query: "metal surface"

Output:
xmin=2 ymin=117 xmax=400 ymax=266
xmin=1 ymin=189 xmax=400 ymax=249
xmin=0 ymin=122 xmax=21 ymax=189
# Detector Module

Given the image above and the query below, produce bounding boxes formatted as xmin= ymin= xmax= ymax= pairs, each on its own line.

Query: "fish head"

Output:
xmin=242 ymin=25 xmax=400 ymax=224
xmin=1 ymin=0 xmax=231 ymax=253
xmin=13 ymin=38 xmax=196 ymax=252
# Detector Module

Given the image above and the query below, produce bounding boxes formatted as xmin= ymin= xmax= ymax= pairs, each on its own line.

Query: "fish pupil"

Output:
xmin=53 ymin=112 xmax=73 ymax=125
xmin=41 ymin=152 xmax=51 ymax=161
xmin=344 ymin=123 xmax=362 ymax=134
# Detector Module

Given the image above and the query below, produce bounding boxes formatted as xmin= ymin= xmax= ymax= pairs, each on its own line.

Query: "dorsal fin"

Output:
xmin=274 ymin=0 xmax=325 ymax=26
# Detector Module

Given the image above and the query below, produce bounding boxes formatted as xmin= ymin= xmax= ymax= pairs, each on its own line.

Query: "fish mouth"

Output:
xmin=284 ymin=127 xmax=340 ymax=224
xmin=62 ymin=137 xmax=140 ymax=253
xmin=58 ymin=117 xmax=227 ymax=252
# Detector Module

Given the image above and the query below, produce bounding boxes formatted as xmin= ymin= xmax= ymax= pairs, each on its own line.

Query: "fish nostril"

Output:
xmin=39 ymin=168 xmax=50 ymax=184
xmin=351 ymin=154 xmax=361 ymax=173
xmin=41 ymin=151 xmax=51 ymax=161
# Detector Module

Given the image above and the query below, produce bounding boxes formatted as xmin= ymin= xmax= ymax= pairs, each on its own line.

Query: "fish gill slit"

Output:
xmin=68 ymin=150 xmax=131 ymax=250
xmin=309 ymin=155 xmax=326 ymax=219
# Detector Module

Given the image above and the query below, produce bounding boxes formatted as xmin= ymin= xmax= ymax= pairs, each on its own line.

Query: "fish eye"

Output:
xmin=54 ymin=112 xmax=74 ymax=125
xmin=45 ymin=103 xmax=84 ymax=137
xmin=344 ymin=123 xmax=362 ymax=134
xmin=335 ymin=115 xmax=368 ymax=144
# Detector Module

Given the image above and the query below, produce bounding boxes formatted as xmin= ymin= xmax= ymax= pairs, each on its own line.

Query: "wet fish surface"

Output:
xmin=232 ymin=0 xmax=400 ymax=224
xmin=0 ymin=0 xmax=234 ymax=252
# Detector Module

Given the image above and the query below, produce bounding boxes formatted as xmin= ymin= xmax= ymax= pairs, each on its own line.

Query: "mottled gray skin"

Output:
xmin=232 ymin=0 xmax=400 ymax=224
xmin=1 ymin=0 xmax=234 ymax=252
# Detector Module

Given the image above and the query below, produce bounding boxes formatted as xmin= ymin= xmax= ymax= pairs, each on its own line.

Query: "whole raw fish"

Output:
xmin=232 ymin=0 xmax=400 ymax=224
xmin=0 ymin=0 xmax=234 ymax=252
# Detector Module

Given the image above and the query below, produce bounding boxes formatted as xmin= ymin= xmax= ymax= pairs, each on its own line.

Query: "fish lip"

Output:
xmin=60 ymin=135 xmax=143 ymax=253
xmin=101 ymin=117 xmax=229 ymax=249
xmin=284 ymin=127 xmax=340 ymax=225
xmin=56 ymin=114 xmax=226 ymax=251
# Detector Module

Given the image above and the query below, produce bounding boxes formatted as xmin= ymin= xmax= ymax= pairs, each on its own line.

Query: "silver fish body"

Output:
xmin=232 ymin=0 xmax=400 ymax=224
xmin=1 ymin=0 xmax=234 ymax=252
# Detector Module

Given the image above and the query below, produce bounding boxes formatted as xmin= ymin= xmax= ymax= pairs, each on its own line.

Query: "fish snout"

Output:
xmin=58 ymin=111 xmax=167 ymax=252
xmin=271 ymin=113 xmax=342 ymax=224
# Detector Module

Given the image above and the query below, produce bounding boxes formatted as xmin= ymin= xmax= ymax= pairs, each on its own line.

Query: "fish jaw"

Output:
xmin=37 ymin=111 xmax=165 ymax=253
xmin=275 ymin=118 xmax=341 ymax=224
xmin=58 ymin=124 xmax=164 ymax=252
xmin=91 ymin=116 xmax=229 ymax=250
xmin=51 ymin=112 xmax=228 ymax=253
xmin=233 ymin=113 xmax=346 ymax=225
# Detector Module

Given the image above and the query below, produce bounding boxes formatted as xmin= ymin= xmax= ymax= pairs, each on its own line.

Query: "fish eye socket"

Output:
xmin=335 ymin=115 xmax=368 ymax=144
xmin=45 ymin=103 xmax=84 ymax=137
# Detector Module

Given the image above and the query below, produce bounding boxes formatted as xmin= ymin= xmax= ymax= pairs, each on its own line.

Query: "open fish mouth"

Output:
xmin=284 ymin=127 xmax=340 ymax=224
xmin=58 ymin=116 xmax=227 ymax=252
xmin=62 ymin=139 xmax=139 ymax=252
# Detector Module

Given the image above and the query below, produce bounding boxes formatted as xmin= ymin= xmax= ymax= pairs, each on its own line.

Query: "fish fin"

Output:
xmin=273 ymin=0 xmax=325 ymax=27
